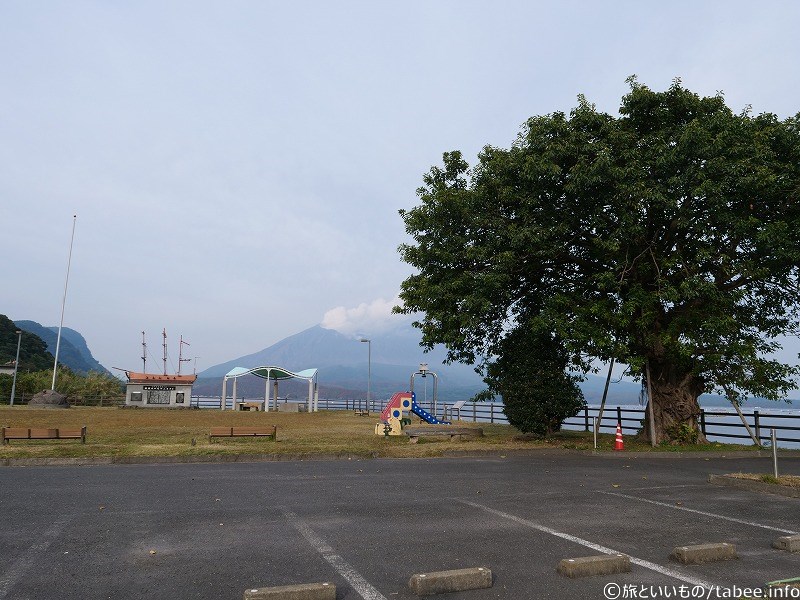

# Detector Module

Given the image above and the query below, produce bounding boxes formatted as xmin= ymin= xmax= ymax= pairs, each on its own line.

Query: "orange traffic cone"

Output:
xmin=614 ymin=423 xmax=624 ymax=451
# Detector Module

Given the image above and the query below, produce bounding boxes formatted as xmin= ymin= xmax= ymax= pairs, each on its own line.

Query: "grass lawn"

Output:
xmin=0 ymin=406 xmax=768 ymax=460
xmin=727 ymin=473 xmax=800 ymax=488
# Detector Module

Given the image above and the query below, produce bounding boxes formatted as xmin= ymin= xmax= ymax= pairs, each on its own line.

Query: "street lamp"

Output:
xmin=10 ymin=330 xmax=22 ymax=406
xmin=360 ymin=338 xmax=371 ymax=413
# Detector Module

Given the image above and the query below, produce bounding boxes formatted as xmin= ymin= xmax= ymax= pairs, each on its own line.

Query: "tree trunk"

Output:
xmin=640 ymin=362 xmax=707 ymax=445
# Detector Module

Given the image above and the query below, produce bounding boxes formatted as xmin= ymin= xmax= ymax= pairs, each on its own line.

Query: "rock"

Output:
xmin=28 ymin=390 xmax=70 ymax=408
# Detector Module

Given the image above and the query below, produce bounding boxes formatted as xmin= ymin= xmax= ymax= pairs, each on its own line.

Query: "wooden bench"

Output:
xmin=404 ymin=426 xmax=483 ymax=444
xmin=208 ymin=426 xmax=277 ymax=442
xmin=2 ymin=426 xmax=86 ymax=445
xmin=353 ymin=409 xmax=370 ymax=417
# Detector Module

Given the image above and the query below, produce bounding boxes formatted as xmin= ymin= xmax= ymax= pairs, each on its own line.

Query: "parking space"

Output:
xmin=0 ymin=454 xmax=797 ymax=599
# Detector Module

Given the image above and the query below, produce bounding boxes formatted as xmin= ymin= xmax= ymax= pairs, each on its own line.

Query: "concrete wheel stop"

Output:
xmin=243 ymin=582 xmax=335 ymax=600
xmin=557 ymin=554 xmax=631 ymax=578
xmin=773 ymin=535 xmax=800 ymax=552
xmin=669 ymin=543 xmax=737 ymax=564
xmin=408 ymin=566 xmax=493 ymax=595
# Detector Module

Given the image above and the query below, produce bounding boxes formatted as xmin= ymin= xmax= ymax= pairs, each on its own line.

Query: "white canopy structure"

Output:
xmin=220 ymin=365 xmax=319 ymax=411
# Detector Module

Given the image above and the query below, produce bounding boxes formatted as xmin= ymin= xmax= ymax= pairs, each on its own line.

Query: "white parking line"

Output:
xmin=618 ymin=484 xmax=706 ymax=491
xmin=284 ymin=511 xmax=388 ymax=600
xmin=0 ymin=515 xmax=72 ymax=600
xmin=599 ymin=491 xmax=798 ymax=534
xmin=458 ymin=500 xmax=717 ymax=589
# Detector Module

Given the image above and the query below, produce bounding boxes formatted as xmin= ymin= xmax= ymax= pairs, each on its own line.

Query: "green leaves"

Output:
xmin=484 ymin=326 xmax=585 ymax=436
xmin=398 ymin=80 xmax=800 ymax=422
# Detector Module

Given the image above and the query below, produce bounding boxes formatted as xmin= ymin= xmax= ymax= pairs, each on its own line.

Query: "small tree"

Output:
xmin=484 ymin=326 xmax=585 ymax=436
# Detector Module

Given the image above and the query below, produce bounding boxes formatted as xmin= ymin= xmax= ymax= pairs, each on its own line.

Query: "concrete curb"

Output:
xmin=708 ymin=474 xmax=800 ymax=499
xmin=243 ymin=582 xmax=335 ymax=599
xmin=1 ymin=447 xmax=797 ymax=468
xmin=773 ymin=535 xmax=800 ymax=552
xmin=0 ymin=452 xmax=380 ymax=468
xmin=590 ymin=450 xmax=800 ymax=459
xmin=556 ymin=555 xmax=631 ymax=578
xmin=408 ymin=567 xmax=492 ymax=595
xmin=669 ymin=543 xmax=737 ymax=564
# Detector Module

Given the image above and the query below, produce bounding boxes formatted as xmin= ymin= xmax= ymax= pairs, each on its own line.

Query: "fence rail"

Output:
xmin=189 ymin=396 xmax=800 ymax=446
xmin=3 ymin=394 xmax=124 ymax=407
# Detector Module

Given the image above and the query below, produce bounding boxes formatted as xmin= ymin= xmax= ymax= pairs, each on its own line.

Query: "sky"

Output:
xmin=2 ymin=0 xmax=800 ymax=376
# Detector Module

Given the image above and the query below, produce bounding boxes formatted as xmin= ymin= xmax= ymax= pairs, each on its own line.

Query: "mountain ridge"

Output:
xmin=13 ymin=320 xmax=111 ymax=375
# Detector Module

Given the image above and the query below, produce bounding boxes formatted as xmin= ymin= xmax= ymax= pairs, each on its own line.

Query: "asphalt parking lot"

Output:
xmin=0 ymin=453 xmax=798 ymax=600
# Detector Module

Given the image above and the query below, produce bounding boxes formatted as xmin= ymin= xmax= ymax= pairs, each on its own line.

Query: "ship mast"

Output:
xmin=141 ymin=331 xmax=147 ymax=373
xmin=162 ymin=328 xmax=167 ymax=375
xmin=178 ymin=336 xmax=191 ymax=375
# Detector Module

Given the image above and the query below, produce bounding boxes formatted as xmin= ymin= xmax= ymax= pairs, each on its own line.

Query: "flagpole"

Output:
xmin=52 ymin=215 xmax=77 ymax=390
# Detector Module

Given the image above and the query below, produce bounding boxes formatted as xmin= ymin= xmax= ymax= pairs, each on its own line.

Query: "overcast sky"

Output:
xmin=3 ymin=1 xmax=800 ymax=375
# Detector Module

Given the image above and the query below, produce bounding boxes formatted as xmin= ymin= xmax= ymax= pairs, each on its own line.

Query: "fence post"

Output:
xmin=772 ymin=429 xmax=779 ymax=477
xmin=754 ymin=410 xmax=761 ymax=443
xmin=584 ymin=407 xmax=590 ymax=432
xmin=700 ymin=409 xmax=706 ymax=436
xmin=490 ymin=403 xmax=494 ymax=423
xmin=473 ymin=402 xmax=477 ymax=422
xmin=616 ymin=406 xmax=622 ymax=430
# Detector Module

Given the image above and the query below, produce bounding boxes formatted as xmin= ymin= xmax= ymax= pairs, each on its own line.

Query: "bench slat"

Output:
xmin=209 ymin=426 xmax=276 ymax=440
xmin=3 ymin=428 xmax=30 ymax=439
xmin=231 ymin=427 xmax=275 ymax=436
xmin=57 ymin=429 xmax=84 ymax=438
xmin=209 ymin=427 xmax=234 ymax=437
xmin=29 ymin=428 xmax=60 ymax=439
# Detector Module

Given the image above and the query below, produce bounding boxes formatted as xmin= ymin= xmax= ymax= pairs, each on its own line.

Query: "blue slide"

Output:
xmin=411 ymin=398 xmax=451 ymax=425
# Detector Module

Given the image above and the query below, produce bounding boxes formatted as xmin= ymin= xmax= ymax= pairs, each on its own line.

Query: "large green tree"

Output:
xmin=397 ymin=79 xmax=800 ymax=443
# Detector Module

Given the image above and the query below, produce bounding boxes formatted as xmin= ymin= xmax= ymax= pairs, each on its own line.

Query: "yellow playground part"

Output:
xmin=375 ymin=416 xmax=403 ymax=436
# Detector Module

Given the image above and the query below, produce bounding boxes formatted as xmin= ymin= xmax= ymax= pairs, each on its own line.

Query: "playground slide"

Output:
xmin=380 ymin=392 xmax=412 ymax=422
xmin=411 ymin=399 xmax=451 ymax=425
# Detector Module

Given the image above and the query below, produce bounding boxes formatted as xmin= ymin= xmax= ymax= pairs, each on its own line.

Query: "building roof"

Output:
xmin=125 ymin=371 xmax=197 ymax=384
xmin=224 ymin=366 xmax=318 ymax=382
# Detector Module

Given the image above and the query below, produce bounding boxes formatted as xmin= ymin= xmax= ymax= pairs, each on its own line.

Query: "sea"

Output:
xmin=192 ymin=396 xmax=800 ymax=449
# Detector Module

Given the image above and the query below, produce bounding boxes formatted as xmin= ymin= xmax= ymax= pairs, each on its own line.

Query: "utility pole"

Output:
xmin=10 ymin=330 xmax=22 ymax=405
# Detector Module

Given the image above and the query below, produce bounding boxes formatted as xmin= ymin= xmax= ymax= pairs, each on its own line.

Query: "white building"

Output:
xmin=0 ymin=361 xmax=15 ymax=376
xmin=125 ymin=371 xmax=196 ymax=407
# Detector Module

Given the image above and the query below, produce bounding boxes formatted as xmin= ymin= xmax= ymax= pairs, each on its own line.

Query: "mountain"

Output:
xmin=195 ymin=324 xmax=484 ymax=401
xmin=193 ymin=324 xmax=642 ymax=403
xmin=13 ymin=320 xmax=111 ymax=375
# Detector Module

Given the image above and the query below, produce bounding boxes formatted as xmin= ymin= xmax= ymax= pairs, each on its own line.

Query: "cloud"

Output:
xmin=320 ymin=296 xmax=411 ymax=336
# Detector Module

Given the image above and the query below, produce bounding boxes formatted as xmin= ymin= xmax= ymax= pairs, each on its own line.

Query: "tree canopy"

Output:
xmin=0 ymin=314 xmax=53 ymax=371
xmin=397 ymin=79 xmax=800 ymax=443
